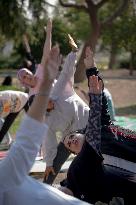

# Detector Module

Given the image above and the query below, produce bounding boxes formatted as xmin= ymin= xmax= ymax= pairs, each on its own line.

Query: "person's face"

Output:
xmin=20 ymin=70 xmax=36 ymax=88
xmin=63 ymin=133 xmax=85 ymax=154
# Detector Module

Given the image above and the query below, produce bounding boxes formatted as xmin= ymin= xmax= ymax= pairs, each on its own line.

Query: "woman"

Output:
xmin=43 ymin=34 xmax=89 ymax=184
xmin=60 ymin=48 xmax=136 ymax=205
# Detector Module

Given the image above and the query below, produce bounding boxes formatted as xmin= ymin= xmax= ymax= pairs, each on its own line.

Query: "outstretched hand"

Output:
xmin=68 ymin=34 xmax=78 ymax=52
xmin=44 ymin=18 xmax=52 ymax=34
xmin=41 ymin=19 xmax=52 ymax=68
xmin=89 ymin=75 xmax=102 ymax=94
xmin=46 ymin=44 xmax=60 ymax=81
xmin=44 ymin=166 xmax=55 ymax=180
xmin=84 ymin=46 xmax=96 ymax=69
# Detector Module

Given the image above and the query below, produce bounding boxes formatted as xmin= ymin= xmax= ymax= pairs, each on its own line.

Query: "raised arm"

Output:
xmin=41 ymin=19 xmax=52 ymax=68
xmin=85 ymin=76 xmax=102 ymax=155
xmin=0 ymin=45 xmax=60 ymax=191
xmin=84 ymin=47 xmax=111 ymax=127
xmin=23 ymin=34 xmax=36 ymax=74
xmin=23 ymin=34 xmax=31 ymax=54
xmin=84 ymin=48 xmax=103 ymax=155
xmin=51 ymin=34 xmax=78 ymax=98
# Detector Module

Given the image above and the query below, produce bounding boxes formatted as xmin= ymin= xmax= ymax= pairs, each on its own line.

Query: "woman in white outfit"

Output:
xmin=0 ymin=44 xmax=90 ymax=205
xmin=43 ymin=35 xmax=89 ymax=184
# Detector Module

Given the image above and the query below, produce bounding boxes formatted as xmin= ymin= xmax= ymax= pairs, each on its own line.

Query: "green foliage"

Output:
xmin=101 ymin=5 xmax=136 ymax=52
xmin=0 ymin=54 xmax=21 ymax=69
xmin=13 ymin=16 xmax=73 ymax=68
xmin=0 ymin=0 xmax=135 ymax=70
xmin=0 ymin=0 xmax=51 ymax=39
xmin=0 ymin=0 xmax=26 ymax=38
xmin=52 ymin=18 xmax=72 ymax=55
xmin=63 ymin=8 xmax=91 ymax=41
xmin=9 ymin=111 xmax=24 ymax=137
xmin=100 ymin=3 xmax=136 ymax=68
xmin=28 ymin=0 xmax=48 ymax=19
xmin=99 ymin=0 xmax=122 ymax=21
xmin=0 ymin=85 xmax=22 ymax=91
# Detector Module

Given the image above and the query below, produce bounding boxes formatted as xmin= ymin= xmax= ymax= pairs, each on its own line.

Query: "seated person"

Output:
xmin=0 ymin=45 xmax=89 ymax=205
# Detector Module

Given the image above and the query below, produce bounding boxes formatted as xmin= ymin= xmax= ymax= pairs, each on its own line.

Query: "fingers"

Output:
xmin=44 ymin=167 xmax=56 ymax=180
xmin=44 ymin=18 xmax=52 ymax=33
xmin=47 ymin=45 xmax=60 ymax=80
xmin=49 ymin=44 xmax=60 ymax=62
xmin=68 ymin=34 xmax=73 ymax=41
xmin=89 ymin=75 xmax=102 ymax=94
xmin=51 ymin=168 xmax=56 ymax=176
xmin=68 ymin=34 xmax=78 ymax=52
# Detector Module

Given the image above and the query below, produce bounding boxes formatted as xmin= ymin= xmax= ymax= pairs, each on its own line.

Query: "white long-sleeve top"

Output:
xmin=50 ymin=51 xmax=76 ymax=100
xmin=0 ymin=114 xmax=90 ymax=205
xmin=43 ymin=52 xmax=89 ymax=166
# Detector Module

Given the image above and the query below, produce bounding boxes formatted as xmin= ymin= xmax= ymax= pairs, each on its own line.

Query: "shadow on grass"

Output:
xmin=116 ymin=105 xmax=136 ymax=116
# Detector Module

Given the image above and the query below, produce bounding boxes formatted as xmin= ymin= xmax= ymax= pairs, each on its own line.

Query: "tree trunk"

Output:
xmin=129 ymin=51 xmax=134 ymax=76
xmin=75 ymin=30 xmax=100 ymax=82
xmin=75 ymin=13 xmax=100 ymax=83
xmin=108 ymin=42 xmax=117 ymax=70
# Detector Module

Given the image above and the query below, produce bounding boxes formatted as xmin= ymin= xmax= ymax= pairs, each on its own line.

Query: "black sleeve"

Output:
xmin=86 ymin=67 xmax=111 ymax=127
xmin=85 ymin=94 xmax=102 ymax=155
xmin=0 ymin=112 xmax=19 ymax=143
xmin=101 ymin=92 xmax=111 ymax=127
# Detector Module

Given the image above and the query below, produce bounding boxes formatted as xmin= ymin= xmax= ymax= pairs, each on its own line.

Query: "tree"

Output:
xmin=1 ymin=17 xmax=73 ymax=69
xmin=58 ymin=0 xmax=129 ymax=82
xmin=101 ymin=4 xmax=136 ymax=74
xmin=0 ymin=0 xmax=56 ymax=39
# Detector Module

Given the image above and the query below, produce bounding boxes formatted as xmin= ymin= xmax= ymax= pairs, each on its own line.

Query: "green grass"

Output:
xmin=116 ymin=104 xmax=136 ymax=117
xmin=9 ymin=111 xmax=24 ymax=140
xmin=0 ymin=85 xmax=23 ymax=91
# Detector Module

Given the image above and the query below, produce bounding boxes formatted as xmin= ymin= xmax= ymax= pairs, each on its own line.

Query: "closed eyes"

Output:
xmin=67 ymin=134 xmax=75 ymax=147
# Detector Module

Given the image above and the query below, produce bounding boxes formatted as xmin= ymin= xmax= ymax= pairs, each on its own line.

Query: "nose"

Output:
xmin=72 ymin=138 xmax=78 ymax=145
